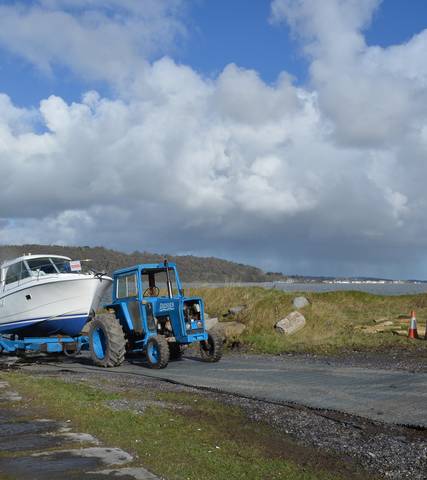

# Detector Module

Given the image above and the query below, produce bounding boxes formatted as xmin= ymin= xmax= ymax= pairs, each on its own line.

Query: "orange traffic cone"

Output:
xmin=408 ymin=310 xmax=418 ymax=339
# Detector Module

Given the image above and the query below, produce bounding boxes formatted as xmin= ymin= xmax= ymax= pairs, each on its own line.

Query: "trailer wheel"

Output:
xmin=146 ymin=335 xmax=169 ymax=369
xmin=168 ymin=342 xmax=184 ymax=360
xmin=89 ymin=313 xmax=126 ymax=367
xmin=200 ymin=330 xmax=223 ymax=362
xmin=63 ymin=343 xmax=79 ymax=358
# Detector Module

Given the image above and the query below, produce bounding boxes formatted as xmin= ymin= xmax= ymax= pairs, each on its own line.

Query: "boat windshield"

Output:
xmin=51 ymin=258 xmax=73 ymax=273
xmin=26 ymin=258 xmax=58 ymax=275
xmin=24 ymin=257 xmax=78 ymax=276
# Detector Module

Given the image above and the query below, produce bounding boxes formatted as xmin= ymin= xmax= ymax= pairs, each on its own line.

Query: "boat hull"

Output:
xmin=0 ymin=275 xmax=112 ymax=337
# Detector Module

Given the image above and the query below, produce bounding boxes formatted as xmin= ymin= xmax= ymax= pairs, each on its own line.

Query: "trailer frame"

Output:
xmin=0 ymin=334 xmax=89 ymax=355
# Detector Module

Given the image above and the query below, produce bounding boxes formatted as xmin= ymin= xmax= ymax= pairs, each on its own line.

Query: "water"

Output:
xmin=185 ymin=282 xmax=427 ymax=296
xmin=273 ymin=282 xmax=427 ymax=296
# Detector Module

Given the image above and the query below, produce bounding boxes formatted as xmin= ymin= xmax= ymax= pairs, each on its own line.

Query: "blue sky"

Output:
xmin=3 ymin=0 xmax=427 ymax=107
xmin=1 ymin=0 xmax=427 ymax=278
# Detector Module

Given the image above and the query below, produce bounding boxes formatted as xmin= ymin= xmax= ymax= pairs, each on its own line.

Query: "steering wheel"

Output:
xmin=143 ymin=286 xmax=160 ymax=297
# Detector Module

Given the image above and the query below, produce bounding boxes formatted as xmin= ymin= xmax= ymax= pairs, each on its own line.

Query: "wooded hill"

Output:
xmin=0 ymin=244 xmax=284 ymax=283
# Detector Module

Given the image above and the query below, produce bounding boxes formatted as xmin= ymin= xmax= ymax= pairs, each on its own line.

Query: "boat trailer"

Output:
xmin=0 ymin=335 xmax=89 ymax=355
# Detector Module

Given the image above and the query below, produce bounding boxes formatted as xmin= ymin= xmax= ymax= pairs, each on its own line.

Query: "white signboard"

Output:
xmin=69 ymin=260 xmax=82 ymax=272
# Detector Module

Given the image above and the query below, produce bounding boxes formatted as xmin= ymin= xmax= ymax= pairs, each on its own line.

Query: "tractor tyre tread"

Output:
xmin=147 ymin=335 xmax=170 ymax=369
xmin=89 ymin=313 xmax=126 ymax=368
xmin=168 ymin=342 xmax=184 ymax=360
xmin=200 ymin=330 xmax=223 ymax=362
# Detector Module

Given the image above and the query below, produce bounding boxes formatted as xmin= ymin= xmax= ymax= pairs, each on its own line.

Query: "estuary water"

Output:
xmin=185 ymin=282 xmax=427 ymax=296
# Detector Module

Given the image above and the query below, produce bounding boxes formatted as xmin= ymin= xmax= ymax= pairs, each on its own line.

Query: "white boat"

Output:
xmin=0 ymin=254 xmax=112 ymax=337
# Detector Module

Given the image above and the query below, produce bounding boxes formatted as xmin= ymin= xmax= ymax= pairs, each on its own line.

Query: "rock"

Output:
xmin=392 ymin=330 xmax=407 ymax=337
xmin=204 ymin=317 xmax=219 ymax=330
xmin=359 ymin=325 xmax=397 ymax=334
xmin=215 ymin=321 xmax=246 ymax=339
xmin=293 ymin=296 xmax=310 ymax=309
xmin=228 ymin=305 xmax=246 ymax=316
xmin=275 ymin=312 xmax=306 ymax=335
xmin=374 ymin=317 xmax=389 ymax=324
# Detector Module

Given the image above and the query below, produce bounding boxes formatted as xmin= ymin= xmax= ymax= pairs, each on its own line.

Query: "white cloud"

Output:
xmin=271 ymin=0 xmax=427 ymax=147
xmin=0 ymin=0 xmax=186 ymax=86
xmin=0 ymin=0 xmax=426 ymax=277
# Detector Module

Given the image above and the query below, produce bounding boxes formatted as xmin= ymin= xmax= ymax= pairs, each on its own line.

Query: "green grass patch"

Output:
xmin=189 ymin=287 xmax=427 ymax=354
xmin=1 ymin=372 xmax=365 ymax=480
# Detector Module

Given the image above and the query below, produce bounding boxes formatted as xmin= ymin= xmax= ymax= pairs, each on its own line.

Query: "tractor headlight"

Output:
xmin=186 ymin=323 xmax=191 ymax=330
xmin=197 ymin=321 xmax=202 ymax=328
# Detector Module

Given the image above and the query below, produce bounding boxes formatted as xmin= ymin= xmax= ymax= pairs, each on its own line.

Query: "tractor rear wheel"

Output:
xmin=146 ymin=335 xmax=170 ymax=369
xmin=200 ymin=330 xmax=222 ymax=362
xmin=168 ymin=342 xmax=184 ymax=360
xmin=89 ymin=313 xmax=126 ymax=367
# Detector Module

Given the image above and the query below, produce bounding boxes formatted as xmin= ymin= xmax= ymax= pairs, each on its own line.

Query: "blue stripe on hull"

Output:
xmin=0 ymin=315 xmax=89 ymax=337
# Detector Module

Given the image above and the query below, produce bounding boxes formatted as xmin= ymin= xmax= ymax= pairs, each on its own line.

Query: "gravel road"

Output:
xmin=17 ymin=351 xmax=427 ymax=428
xmin=2 ymin=350 xmax=427 ymax=479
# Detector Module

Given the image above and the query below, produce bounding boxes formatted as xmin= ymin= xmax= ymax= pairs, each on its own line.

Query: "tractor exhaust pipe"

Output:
xmin=164 ymin=258 xmax=173 ymax=299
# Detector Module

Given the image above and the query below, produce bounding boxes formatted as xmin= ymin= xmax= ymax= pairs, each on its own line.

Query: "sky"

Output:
xmin=0 ymin=0 xmax=427 ymax=279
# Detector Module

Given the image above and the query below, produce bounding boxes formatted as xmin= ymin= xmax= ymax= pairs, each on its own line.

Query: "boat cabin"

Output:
xmin=0 ymin=255 xmax=73 ymax=288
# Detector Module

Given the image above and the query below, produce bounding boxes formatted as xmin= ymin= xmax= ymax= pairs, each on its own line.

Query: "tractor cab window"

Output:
xmin=117 ymin=273 xmax=138 ymax=299
xmin=142 ymin=268 xmax=178 ymax=297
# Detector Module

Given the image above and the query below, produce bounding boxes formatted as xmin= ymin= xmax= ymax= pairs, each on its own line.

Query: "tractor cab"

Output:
xmin=104 ymin=261 xmax=212 ymax=361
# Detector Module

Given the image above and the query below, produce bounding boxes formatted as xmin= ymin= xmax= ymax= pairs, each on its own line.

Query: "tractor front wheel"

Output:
xmin=168 ymin=342 xmax=184 ymax=361
xmin=89 ymin=313 xmax=126 ymax=368
xmin=200 ymin=330 xmax=223 ymax=362
xmin=146 ymin=335 xmax=170 ymax=369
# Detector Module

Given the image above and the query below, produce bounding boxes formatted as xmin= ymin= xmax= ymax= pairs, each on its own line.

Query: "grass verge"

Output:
xmin=189 ymin=287 xmax=427 ymax=354
xmin=1 ymin=371 xmax=367 ymax=480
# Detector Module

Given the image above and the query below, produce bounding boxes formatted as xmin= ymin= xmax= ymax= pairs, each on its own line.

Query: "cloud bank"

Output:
xmin=0 ymin=0 xmax=427 ymax=277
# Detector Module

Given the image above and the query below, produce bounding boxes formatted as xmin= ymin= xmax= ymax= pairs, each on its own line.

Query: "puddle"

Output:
xmin=0 ymin=431 xmax=68 ymax=452
xmin=0 ymin=419 xmax=59 ymax=437
xmin=0 ymin=450 xmax=103 ymax=478
xmin=93 ymin=467 xmax=159 ymax=479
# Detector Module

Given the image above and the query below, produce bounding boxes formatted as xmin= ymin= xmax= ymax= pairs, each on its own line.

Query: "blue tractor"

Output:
xmin=88 ymin=260 xmax=222 ymax=368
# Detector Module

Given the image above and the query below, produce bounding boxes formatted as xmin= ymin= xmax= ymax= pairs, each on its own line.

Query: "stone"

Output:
xmin=215 ymin=321 xmax=246 ymax=339
xmin=373 ymin=317 xmax=389 ymax=324
xmin=275 ymin=312 xmax=306 ymax=335
xmin=292 ymin=296 xmax=310 ymax=309
xmin=392 ymin=330 xmax=407 ymax=337
xmin=204 ymin=317 xmax=219 ymax=330
xmin=359 ymin=325 xmax=396 ymax=334
xmin=228 ymin=305 xmax=246 ymax=315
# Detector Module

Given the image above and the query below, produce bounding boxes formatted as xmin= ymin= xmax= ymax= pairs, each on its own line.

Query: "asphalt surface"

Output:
xmin=20 ymin=353 xmax=427 ymax=428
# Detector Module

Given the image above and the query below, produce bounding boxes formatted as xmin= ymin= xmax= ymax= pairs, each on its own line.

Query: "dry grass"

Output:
xmin=189 ymin=287 xmax=427 ymax=354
